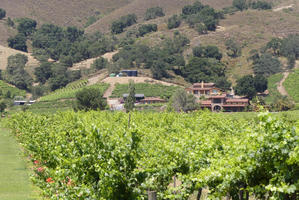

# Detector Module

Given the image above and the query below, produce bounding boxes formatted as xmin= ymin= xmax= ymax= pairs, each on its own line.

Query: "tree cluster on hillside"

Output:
xmin=138 ymin=24 xmax=157 ymax=37
xmin=91 ymin=57 xmax=108 ymax=70
xmin=0 ymin=8 xmax=6 ymax=20
xmin=183 ymin=44 xmax=231 ymax=91
xmin=193 ymin=45 xmax=222 ymax=60
xmin=32 ymin=25 xmax=115 ymax=65
xmin=8 ymin=19 xmax=115 ymax=66
xmin=111 ymin=14 xmax=137 ymax=34
xmin=182 ymin=57 xmax=228 ymax=87
xmin=17 ymin=18 xmax=37 ymax=36
xmin=75 ymin=87 xmax=107 ymax=111
xmin=112 ymin=32 xmax=189 ymax=80
xmin=2 ymin=54 xmax=33 ymax=90
xmin=170 ymin=88 xmax=198 ymax=112
xmin=225 ymin=38 xmax=242 ymax=58
xmin=167 ymin=1 xmax=223 ymax=33
xmin=7 ymin=34 xmax=27 ymax=52
xmin=167 ymin=15 xmax=181 ymax=29
xmin=183 ymin=2 xmax=223 ymax=32
xmin=34 ymin=61 xmax=81 ymax=91
xmin=235 ymin=74 xmax=268 ymax=99
xmin=250 ymin=53 xmax=281 ymax=77
xmin=265 ymin=34 xmax=299 ymax=68
xmin=144 ymin=7 xmax=165 ymax=21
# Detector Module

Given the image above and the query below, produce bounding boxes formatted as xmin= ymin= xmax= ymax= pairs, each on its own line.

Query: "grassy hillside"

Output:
xmin=264 ymin=73 xmax=283 ymax=103
xmin=39 ymin=80 xmax=109 ymax=102
xmin=284 ymin=69 xmax=299 ymax=103
xmin=111 ymin=83 xmax=180 ymax=99
xmin=0 ymin=80 xmax=26 ymax=97
xmin=0 ymin=0 xmax=298 ymax=100
xmin=0 ymin=0 xmax=133 ymax=46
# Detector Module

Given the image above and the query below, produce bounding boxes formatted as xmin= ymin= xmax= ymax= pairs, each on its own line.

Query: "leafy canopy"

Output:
xmin=75 ymin=87 xmax=107 ymax=111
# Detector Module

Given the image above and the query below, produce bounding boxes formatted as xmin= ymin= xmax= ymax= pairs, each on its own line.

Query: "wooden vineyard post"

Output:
xmin=148 ymin=191 xmax=157 ymax=200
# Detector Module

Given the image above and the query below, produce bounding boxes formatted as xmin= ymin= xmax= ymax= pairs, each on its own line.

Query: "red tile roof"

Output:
xmin=222 ymin=104 xmax=248 ymax=107
xmin=140 ymin=97 xmax=166 ymax=102
xmin=200 ymin=100 xmax=212 ymax=105
xmin=226 ymin=99 xmax=249 ymax=103
xmin=209 ymin=94 xmax=227 ymax=98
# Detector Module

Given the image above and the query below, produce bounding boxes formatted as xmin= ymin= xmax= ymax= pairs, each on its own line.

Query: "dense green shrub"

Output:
xmin=182 ymin=57 xmax=226 ymax=84
xmin=193 ymin=45 xmax=222 ymax=60
xmin=3 ymin=54 xmax=32 ymax=90
xmin=17 ymin=18 xmax=37 ymax=36
xmin=7 ymin=17 xmax=14 ymax=27
xmin=91 ymin=57 xmax=108 ymax=70
xmin=113 ymin=33 xmax=189 ymax=79
xmin=249 ymin=1 xmax=272 ymax=10
xmin=225 ymin=38 xmax=242 ymax=58
xmin=183 ymin=2 xmax=222 ymax=32
xmin=138 ymin=24 xmax=157 ymax=36
xmin=233 ymin=0 xmax=247 ymax=11
xmin=0 ymin=8 xmax=6 ymax=19
xmin=167 ymin=15 xmax=181 ymax=29
xmin=32 ymin=24 xmax=114 ymax=63
xmin=7 ymin=34 xmax=27 ymax=52
xmin=252 ymin=53 xmax=281 ymax=77
xmin=111 ymin=14 xmax=137 ymax=34
xmin=144 ymin=7 xmax=165 ymax=20
xmin=182 ymin=2 xmax=204 ymax=15
xmin=235 ymin=74 xmax=268 ymax=99
xmin=75 ymin=87 xmax=107 ymax=111
xmin=170 ymin=88 xmax=198 ymax=112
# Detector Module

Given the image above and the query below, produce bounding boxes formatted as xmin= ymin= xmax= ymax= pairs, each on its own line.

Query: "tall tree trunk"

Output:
xmin=128 ymin=112 xmax=131 ymax=128
xmin=226 ymin=192 xmax=231 ymax=200
xmin=173 ymin=176 xmax=176 ymax=188
xmin=196 ymin=188 xmax=202 ymax=200
xmin=245 ymin=191 xmax=249 ymax=200
xmin=239 ymin=183 xmax=244 ymax=200
xmin=148 ymin=191 xmax=157 ymax=200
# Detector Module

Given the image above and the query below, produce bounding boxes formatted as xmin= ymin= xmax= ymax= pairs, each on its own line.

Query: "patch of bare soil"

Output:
xmin=71 ymin=50 xmax=118 ymax=70
xmin=101 ymin=76 xmax=177 ymax=86
xmin=0 ymin=45 xmax=39 ymax=70
xmin=273 ymin=4 xmax=295 ymax=12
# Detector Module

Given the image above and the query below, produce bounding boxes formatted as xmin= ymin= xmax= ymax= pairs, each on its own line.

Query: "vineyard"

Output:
xmin=111 ymin=83 xmax=181 ymax=99
xmin=8 ymin=111 xmax=298 ymax=200
xmin=0 ymin=80 xmax=26 ymax=98
xmin=39 ymin=80 xmax=109 ymax=102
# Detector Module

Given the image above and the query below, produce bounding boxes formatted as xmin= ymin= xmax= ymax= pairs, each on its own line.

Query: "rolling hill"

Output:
xmin=0 ymin=0 xmax=298 ymax=105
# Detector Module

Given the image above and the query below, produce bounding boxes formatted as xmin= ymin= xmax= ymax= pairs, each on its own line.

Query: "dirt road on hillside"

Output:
xmin=273 ymin=4 xmax=295 ymax=12
xmin=71 ymin=50 xmax=118 ymax=70
xmin=277 ymin=61 xmax=299 ymax=98
xmin=0 ymin=45 xmax=39 ymax=69
xmin=277 ymin=72 xmax=289 ymax=96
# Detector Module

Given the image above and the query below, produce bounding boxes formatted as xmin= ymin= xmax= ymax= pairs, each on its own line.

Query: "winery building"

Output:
xmin=186 ymin=82 xmax=249 ymax=112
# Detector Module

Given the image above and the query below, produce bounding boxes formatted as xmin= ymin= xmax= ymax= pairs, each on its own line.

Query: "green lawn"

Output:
xmin=0 ymin=125 xmax=40 ymax=200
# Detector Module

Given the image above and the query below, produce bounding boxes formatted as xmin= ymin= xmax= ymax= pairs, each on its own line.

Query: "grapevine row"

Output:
xmin=8 ymin=111 xmax=298 ymax=199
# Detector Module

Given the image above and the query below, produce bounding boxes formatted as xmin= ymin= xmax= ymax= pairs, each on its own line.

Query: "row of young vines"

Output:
xmin=8 ymin=111 xmax=298 ymax=199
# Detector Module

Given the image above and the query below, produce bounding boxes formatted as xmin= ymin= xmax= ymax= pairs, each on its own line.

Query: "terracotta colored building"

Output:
xmin=186 ymin=82 xmax=249 ymax=112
